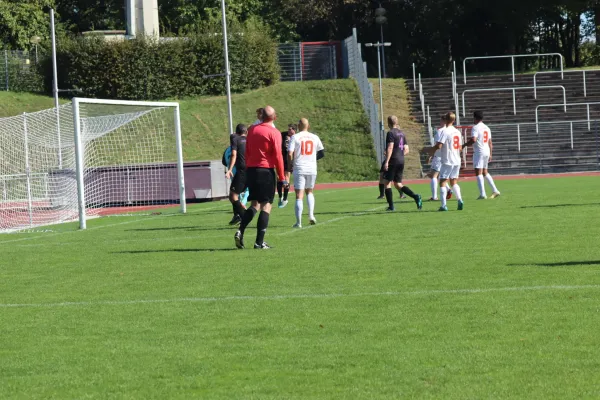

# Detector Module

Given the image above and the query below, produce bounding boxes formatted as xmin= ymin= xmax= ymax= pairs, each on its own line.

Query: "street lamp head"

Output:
xmin=365 ymin=43 xmax=374 ymax=47
xmin=30 ymin=36 xmax=42 ymax=44
xmin=375 ymin=15 xmax=387 ymax=25
xmin=375 ymin=7 xmax=386 ymax=17
xmin=383 ymin=42 xmax=392 ymax=47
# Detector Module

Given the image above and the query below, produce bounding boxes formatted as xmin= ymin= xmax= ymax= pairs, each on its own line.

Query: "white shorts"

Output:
xmin=294 ymin=172 xmax=317 ymax=190
xmin=473 ymin=154 xmax=490 ymax=169
xmin=439 ymin=164 xmax=460 ymax=180
xmin=430 ymin=156 xmax=442 ymax=172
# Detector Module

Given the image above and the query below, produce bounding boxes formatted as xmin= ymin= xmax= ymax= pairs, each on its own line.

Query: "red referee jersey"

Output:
xmin=245 ymin=122 xmax=285 ymax=181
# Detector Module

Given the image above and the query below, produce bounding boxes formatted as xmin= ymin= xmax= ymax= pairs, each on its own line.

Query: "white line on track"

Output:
xmin=1 ymin=285 xmax=599 ymax=309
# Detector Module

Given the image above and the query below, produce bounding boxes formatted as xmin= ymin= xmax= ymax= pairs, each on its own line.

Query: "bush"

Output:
xmin=40 ymin=19 xmax=279 ymax=100
xmin=1 ymin=52 xmax=44 ymax=92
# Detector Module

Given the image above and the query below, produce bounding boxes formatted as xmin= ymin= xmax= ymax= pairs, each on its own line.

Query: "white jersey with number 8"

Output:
xmin=288 ymin=131 xmax=324 ymax=175
xmin=471 ymin=122 xmax=491 ymax=157
xmin=437 ymin=126 xmax=462 ymax=166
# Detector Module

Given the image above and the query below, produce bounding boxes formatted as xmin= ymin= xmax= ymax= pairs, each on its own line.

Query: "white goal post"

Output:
xmin=72 ymin=98 xmax=186 ymax=229
xmin=0 ymin=98 xmax=186 ymax=233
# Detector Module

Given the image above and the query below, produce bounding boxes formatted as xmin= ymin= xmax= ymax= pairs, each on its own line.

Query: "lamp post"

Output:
xmin=365 ymin=41 xmax=391 ymax=157
xmin=220 ymin=0 xmax=234 ymax=137
xmin=375 ymin=4 xmax=387 ymax=78
xmin=29 ymin=36 xmax=41 ymax=64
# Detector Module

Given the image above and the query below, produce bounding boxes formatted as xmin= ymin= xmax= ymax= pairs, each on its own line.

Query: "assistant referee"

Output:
xmin=234 ymin=106 xmax=287 ymax=249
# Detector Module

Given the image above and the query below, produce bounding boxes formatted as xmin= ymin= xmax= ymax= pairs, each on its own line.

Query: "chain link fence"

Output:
xmin=0 ymin=50 xmax=44 ymax=93
xmin=344 ymin=29 xmax=383 ymax=165
xmin=278 ymin=42 xmax=339 ymax=82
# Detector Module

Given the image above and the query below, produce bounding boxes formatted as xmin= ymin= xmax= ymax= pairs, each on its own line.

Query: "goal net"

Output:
xmin=0 ymin=99 xmax=185 ymax=233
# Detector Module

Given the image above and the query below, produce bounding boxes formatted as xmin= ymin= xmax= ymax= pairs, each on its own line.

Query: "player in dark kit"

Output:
xmin=225 ymin=124 xmax=248 ymax=225
xmin=277 ymin=123 xmax=297 ymax=208
xmin=382 ymin=115 xmax=422 ymax=212
xmin=234 ymin=106 xmax=287 ymax=250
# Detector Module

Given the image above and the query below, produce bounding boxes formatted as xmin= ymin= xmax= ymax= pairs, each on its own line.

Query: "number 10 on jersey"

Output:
xmin=301 ymin=140 xmax=314 ymax=155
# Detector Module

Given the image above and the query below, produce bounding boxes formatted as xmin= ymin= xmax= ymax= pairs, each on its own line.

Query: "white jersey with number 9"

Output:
xmin=288 ymin=131 xmax=324 ymax=175
xmin=471 ymin=122 xmax=491 ymax=157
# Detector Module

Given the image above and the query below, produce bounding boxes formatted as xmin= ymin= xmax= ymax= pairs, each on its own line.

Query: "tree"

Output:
xmin=0 ymin=0 xmax=55 ymax=50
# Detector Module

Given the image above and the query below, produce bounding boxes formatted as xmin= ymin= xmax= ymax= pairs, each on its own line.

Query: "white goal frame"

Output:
xmin=72 ymin=98 xmax=187 ymax=230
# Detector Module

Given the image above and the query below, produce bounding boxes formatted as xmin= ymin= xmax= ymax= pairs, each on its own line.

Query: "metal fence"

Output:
xmin=344 ymin=29 xmax=383 ymax=165
xmin=0 ymin=50 xmax=44 ymax=92
xmin=278 ymin=42 xmax=339 ymax=82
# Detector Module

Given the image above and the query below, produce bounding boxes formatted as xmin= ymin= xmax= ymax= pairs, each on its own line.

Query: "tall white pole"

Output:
xmin=174 ymin=105 xmax=187 ymax=214
xmin=23 ymin=113 xmax=34 ymax=227
xmin=50 ymin=9 xmax=63 ymax=169
xmin=127 ymin=0 xmax=136 ymax=37
xmin=72 ymin=99 xmax=86 ymax=230
xmin=220 ymin=0 xmax=234 ymax=136
xmin=377 ymin=44 xmax=384 ymax=131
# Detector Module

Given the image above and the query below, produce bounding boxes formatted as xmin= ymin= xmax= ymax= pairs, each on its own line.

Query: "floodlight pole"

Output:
xmin=365 ymin=42 xmax=391 ymax=141
xmin=221 ymin=0 xmax=234 ymax=136
xmin=50 ymin=9 xmax=62 ymax=169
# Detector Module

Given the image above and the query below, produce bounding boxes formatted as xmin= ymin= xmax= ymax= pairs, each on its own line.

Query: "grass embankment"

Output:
xmin=371 ymin=78 xmax=424 ymax=178
xmin=0 ymin=80 xmax=378 ymax=182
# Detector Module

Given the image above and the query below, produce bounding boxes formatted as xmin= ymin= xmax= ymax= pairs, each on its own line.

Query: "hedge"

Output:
xmin=40 ymin=21 xmax=279 ymax=100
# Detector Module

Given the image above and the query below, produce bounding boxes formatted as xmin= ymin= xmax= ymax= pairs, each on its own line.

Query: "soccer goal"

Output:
xmin=0 ymin=98 xmax=186 ymax=233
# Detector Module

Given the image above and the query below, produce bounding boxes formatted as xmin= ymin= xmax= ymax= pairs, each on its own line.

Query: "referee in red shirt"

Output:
xmin=235 ymin=106 xmax=287 ymax=249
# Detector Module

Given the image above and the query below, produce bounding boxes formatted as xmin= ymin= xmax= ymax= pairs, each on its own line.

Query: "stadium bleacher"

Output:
xmin=410 ymin=68 xmax=600 ymax=175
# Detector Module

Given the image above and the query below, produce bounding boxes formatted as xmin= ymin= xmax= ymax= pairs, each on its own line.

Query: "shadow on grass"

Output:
xmin=114 ymin=248 xmax=238 ymax=254
xmin=316 ymin=209 xmax=439 ymax=216
xmin=127 ymin=226 xmax=287 ymax=232
xmin=508 ymin=260 xmax=600 ymax=267
xmin=520 ymin=203 xmax=600 ymax=209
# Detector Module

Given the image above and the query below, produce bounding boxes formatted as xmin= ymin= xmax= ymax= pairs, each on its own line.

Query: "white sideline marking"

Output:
xmin=277 ymin=205 xmax=387 ymax=236
xmin=2 ymin=285 xmax=598 ymax=309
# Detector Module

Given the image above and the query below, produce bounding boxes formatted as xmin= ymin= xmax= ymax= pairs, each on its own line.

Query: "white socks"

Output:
xmin=485 ymin=174 xmax=499 ymax=193
xmin=295 ymin=199 xmax=303 ymax=225
xmin=307 ymin=193 xmax=315 ymax=220
xmin=431 ymin=177 xmax=438 ymax=199
xmin=476 ymin=175 xmax=486 ymax=197
xmin=440 ymin=186 xmax=448 ymax=208
xmin=452 ymin=184 xmax=463 ymax=201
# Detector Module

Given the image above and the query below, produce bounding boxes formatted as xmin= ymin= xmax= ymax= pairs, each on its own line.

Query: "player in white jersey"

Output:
xmin=463 ymin=111 xmax=501 ymax=199
xmin=288 ymin=118 xmax=325 ymax=228
xmin=422 ymin=112 xmax=464 ymax=211
xmin=427 ymin=116 xmax=452 ymax=201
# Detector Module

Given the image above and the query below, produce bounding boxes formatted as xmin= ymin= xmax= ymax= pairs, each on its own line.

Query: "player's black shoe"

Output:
xmin=386 ymin=207 xmax=395 ymax=212
xmin=228 ymin=214 xmax=241 ymax=226
xmin=377 ymin=195 xmax=385 ymax=200
xmin=234 ymin=231 xmax=244 ymax=249
xmin=254 ymin=242 xmax=271 ymax=249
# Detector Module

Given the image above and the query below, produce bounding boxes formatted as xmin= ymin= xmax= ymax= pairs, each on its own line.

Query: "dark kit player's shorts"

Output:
xmin=383 ymin=163 xmax=404 ymax=183
xmin=380 ymin=161 xmax=386 ymax=173
xmin=230 ymin=170 xmax=247 ymax=194
xmin=247 ymin=167 xmax=276 ymax=204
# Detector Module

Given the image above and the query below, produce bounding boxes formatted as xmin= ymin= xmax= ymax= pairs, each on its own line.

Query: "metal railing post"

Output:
xmin=453 ymin=61 xmax=457 ymax=87
xmin=534 ymin=74 xmax=537 ymax=99
xmin=451 ymin=72 xmax=455 ymax=99
xmin=513 ymin=88 xmax=516 ymax=115
xmin=583 ymin=70 xmax=587 ymax=97
xmin=412 ymin=63 xmax=416 ymax=90
xmin=588 ymin=104 xmax=591 ymax=131
xmin=517 ymin=124 xmax=521 ymax=152
xmin=570 ymin=121 xmax=574 ymax=149
xmin=463 ymin=59 xmax=467 ymax=84
xmin=511 ymin=56 xmax=515 ymax=82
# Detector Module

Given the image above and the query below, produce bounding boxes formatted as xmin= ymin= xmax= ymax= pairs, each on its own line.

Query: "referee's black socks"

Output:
xmin=283 ymin=187 xmax=289 ymax=201
xmin=385 ymin=188 xmax=394 ymax=209
xmin=379 ymin=183 xmax=385 ymax=197
xmin=239 ymin=207 xmax=257 ymax=235
xmin=401 ymin=186 xmax=418 ymax=200
xmin=233 ymin=200 xmax=245 ymax=218
xmin=277 ymin=182 xmax=283 ymax=199
xmin=256 ymin=211 xmax=270 ymax=245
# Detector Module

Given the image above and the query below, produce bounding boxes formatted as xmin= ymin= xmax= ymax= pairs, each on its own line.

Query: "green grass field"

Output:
xmin=1 ymin=175 xmax=600 ymax=399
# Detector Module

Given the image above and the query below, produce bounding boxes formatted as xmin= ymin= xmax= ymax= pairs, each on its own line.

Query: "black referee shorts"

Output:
xmin=230 ymin=169 xmax=247 ymax=194
xmin=383 ymin=163 xmax=404 ymax=183
xmin=246 ymin=167 xmax=276 ymax=204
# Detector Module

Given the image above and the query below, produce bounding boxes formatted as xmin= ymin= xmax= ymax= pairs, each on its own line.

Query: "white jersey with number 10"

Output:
xmin=471 ymin=122 xmax=491 ymax=157
xmin=289 ymin=131 xmax=324 ymax=175
xmin=437 ymin=126 xmax=463 ymax=166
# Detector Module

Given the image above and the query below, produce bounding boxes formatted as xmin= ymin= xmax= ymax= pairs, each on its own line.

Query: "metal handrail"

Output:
xmin=412 ymin=63 xmax=416 ymax=90
xmin=535 ymin=102 xmax=600 ymax=132
xmin=462 ymin=85 xmax=567 ymax=116
xmin=463 ymin=53 xmax=564 ymax=84
xmin=533 ymin=69 xmax=600 ymax=98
